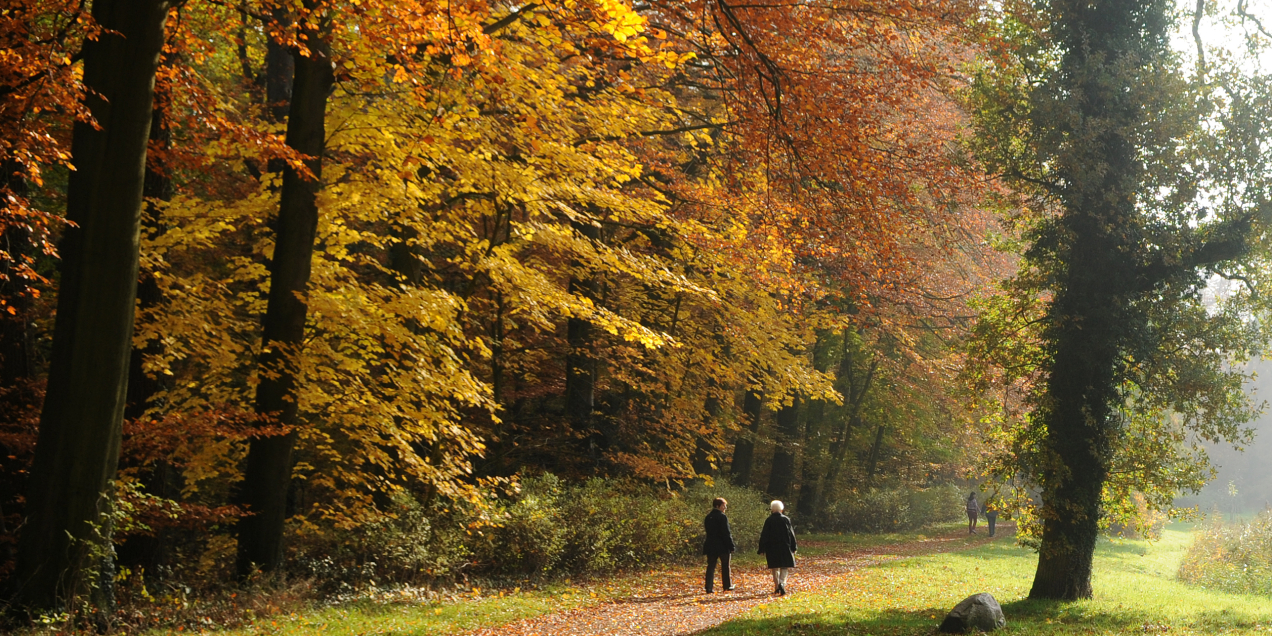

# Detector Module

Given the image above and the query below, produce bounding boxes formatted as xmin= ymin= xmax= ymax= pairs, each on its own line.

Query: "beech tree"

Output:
xmin=0 ymin=0 xmax=1009 ymax=600
xmin=11 ymin=0 xmax=173 ymax=613
xmin=235 ymin=0 xmax=334 ymax=578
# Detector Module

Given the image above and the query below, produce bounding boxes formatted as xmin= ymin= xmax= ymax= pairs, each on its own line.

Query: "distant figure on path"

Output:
xmin=966 ymin=492 xmax=979 ymax=534
xmin=758 ymin=499 xmax=797 ymax=595
xmin=984 ymin=499 xmax=999 ymax=537
xmin=703 ymin=497 xmax=736 ymax=593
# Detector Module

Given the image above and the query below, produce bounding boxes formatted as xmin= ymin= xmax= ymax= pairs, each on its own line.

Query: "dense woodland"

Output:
xmin=4 ymin=0 xmax=1272 ymax=626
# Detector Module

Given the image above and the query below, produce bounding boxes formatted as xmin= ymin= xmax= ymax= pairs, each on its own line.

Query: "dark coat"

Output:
xmin=757 ymin=512 xmax=797 ymax=568
xmin=703 ymin=508 xmax=736 ymax=555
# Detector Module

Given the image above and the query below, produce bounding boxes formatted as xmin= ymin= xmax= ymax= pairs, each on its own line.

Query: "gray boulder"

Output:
xmin=938 ymin=593 xmax=1005 ymax=633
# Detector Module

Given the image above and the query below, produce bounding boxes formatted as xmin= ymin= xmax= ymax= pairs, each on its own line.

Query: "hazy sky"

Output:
xmin=1175 ymin=357 xmax=1272 ymax=516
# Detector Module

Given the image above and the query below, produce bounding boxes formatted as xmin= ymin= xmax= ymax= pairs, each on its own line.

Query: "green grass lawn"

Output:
xmin=702 ymin=524 xmax=1272 ymax=635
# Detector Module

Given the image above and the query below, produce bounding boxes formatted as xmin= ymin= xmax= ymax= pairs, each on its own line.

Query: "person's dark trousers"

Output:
xmin=987 ymin=513 xmax=998 ymax=537
xmin=705 ymin=552 xmax=732 ymax=592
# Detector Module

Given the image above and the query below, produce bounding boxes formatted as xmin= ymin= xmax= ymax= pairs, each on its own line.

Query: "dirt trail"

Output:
xmin=464 ymin=524 xmax=1012 ymax=636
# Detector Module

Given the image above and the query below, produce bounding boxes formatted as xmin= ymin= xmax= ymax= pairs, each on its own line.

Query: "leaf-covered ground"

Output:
xmin=461 ymin=524 xmax=1003 ymax=636
xmin=157 ymin=524 xmax=981 ymax=636
xmin=163 ymin=521 xmax=1272 ymax=636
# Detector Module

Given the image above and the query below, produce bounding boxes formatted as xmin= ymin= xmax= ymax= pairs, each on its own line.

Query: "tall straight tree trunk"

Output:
xmin=813 ymin=339 xmax=877 ymax=519
xmin=690 ymin=394 xmax=723 ymax=479
xmin=565 ymin=222 xmax=600 ymax=466
xmin=864 ymin=423 xmax=885 ymax=484
xmin=235 ymin=11 xmax=333 ymax=577
xmin=118 ymin=65 xmax=178 ymax=581
xmin=794 ymin=395 xmax=825 ymax=514
xmin=11 ymin=0 xmax=172 ymax=612
xmin=730 ymin=388 xmax=764 ymax=486
xmin=766 ymin=396 xmax=801 ymax=499
xmin=797 ymin=331 xmax=835 ymax=515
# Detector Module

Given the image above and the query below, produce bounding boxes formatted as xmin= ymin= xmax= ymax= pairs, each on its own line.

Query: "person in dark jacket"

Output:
xmin=757 ymin=500 xmax=797 ymax=595
xmin=703 ymin=497 xmax=736 ymax=593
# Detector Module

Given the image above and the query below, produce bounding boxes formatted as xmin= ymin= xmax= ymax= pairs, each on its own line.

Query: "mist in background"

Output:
xmin=1175 ymin=358 xmax=1272 ymax=520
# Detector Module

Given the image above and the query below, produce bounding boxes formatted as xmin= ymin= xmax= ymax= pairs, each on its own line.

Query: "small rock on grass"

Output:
xmin=938 ymin=593 xmax=1005 ymax=633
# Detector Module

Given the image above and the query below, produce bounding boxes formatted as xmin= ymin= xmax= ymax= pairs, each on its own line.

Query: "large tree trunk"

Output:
xmin=1027 ymin=0 xmax=1170 ymax=601
xmin=1029 ymin=244 xmax=1121 ymax=599
xmin=117 ymin=67 xmax=178 ymax=582
xmin=235 ymin=13 xmax=333 ymax=577
xmin=766 ymin=396 xmax=801 ymax=498
xmin=10 ymin=0 xmax=171 ymax=613
xmin=729 ymin=388 xmax=763 ymax=486
xmin=1029 ymin=216 xmax=1124 ymax=599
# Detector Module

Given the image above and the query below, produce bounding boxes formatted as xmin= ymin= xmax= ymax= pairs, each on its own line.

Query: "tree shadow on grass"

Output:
xmin=696 ymin=597 xmax=1232 ymax=636
xmin=694 ymin=606 xmax=948 ymax=636
xmin=998 ymin=597 xmax=1268 ymax=633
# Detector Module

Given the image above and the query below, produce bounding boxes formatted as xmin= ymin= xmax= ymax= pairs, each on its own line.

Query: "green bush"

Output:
xmin=469 ymin=474 xmax=567 ymax=577
xmin=683 ymin=481 xmax=770 ymax=553
xmin=293 ymin=479 xmax=959 ymax=589
xmin=821 ymin=484 xmax=964 ymax=533
xmin=291 ymin=493 xmax=471 ymax=591
xmin=1179 ymin=511 xmax=1272 ymax=595
xmin=327 ymin=474 xmax=772 ymax=583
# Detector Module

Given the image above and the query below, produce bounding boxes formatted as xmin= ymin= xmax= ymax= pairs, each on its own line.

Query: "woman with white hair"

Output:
xmin=757 ymin=499 xmax=797 ymax=595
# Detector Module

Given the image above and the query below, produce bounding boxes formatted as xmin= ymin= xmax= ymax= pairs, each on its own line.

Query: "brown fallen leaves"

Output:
xmin=464 ymin=525 xmax=1011 ymax=636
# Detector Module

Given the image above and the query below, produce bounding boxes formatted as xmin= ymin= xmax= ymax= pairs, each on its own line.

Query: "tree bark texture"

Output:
xmin=235 ymin=18 xmax=333 ymax=578
xmin=11 ymin=0 xmax=171 ymax=612
xmin=729 ymin=388 xmax=763 ymax=486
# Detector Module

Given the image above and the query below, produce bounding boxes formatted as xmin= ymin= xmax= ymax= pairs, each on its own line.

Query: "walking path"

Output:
xmin=463 ymin=525 xmax=1011 ymax=636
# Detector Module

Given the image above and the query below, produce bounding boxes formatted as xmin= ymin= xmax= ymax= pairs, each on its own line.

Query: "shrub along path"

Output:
xmin=463 ymin=524 xmax=1011 ymax=636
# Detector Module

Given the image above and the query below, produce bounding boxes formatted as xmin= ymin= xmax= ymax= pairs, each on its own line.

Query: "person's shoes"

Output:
xmin=705 ymin=589 xmax=714 ymax=594
xmin=778 ymin=584 xmax=786 ymax=596
xmin=724 ymin=585 xmax=735 ymax=591
xmin=774 ymin=584 xmax=781 ymax=595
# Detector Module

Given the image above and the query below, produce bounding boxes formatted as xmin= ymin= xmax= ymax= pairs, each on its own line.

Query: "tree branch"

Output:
xmin=573 ymin=122 xmax=725 ymax=146
xmin=1193 ymin=0 xmax=1206 ymax=80
xmin=483 ymin=3 xmax=540 ymax=35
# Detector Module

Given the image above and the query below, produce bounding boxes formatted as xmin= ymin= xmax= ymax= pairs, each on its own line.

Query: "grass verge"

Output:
xmin=702 ymin=523 xmax=1272 ymax=636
